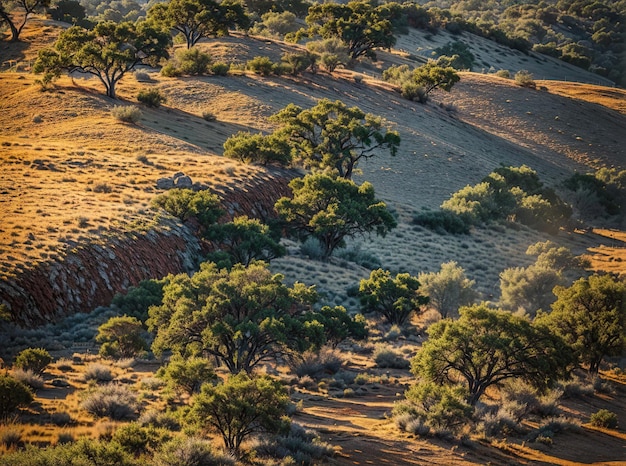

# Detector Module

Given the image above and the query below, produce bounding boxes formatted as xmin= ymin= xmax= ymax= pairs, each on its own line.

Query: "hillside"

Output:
xmin=0 ymin=16 xmax=626 ymax=466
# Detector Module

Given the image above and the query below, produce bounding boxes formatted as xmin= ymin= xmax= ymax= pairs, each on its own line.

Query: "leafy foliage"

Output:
xmin=81 ymin=384 xmax=138 ymax=420
xmin=412 ymin=305 xmax=573 ymax=405
xmin=537 ymin=274 xmax=626 ymax=374
xmin=0 ymin=375 xmax=33 ymax=418
xmin=419 ymin=262 xmax=478 ymax=318
xmin=590 ymin=409 xmax=619 ymax=429
xmin=147 ymin=0 xmax=250 ymax=49
xmin=275 ymin=173 xmax=397 ymax=261
xmin=0 ymin=0 xmax=51 ymax=41
xmin=152 ymin=188 xmax=224 ymax=230
xmin=148 ymin=261 xmax=329 ymax=374
xmin=34 ymin=21 xmax=171 ymax=98
xmin=302 ymin=305 xmax=368 ymax=348
xmin=359 ymin=269 xmax=429 ymax=326
xmin=156 ymin=355 xmax=216 ymax=396
xmin=191 ymin=372 xmax=290 ymax=456
xmin=206 ymin=215 xmax=285 ymax=266
xmin=137 ymin=88 xmax=166 ymax=108
xmin=96 ymin=315 xmax=147 ymax=359
xmin=223 ymin=131 xmax=292 ymax=166
xmin=111 ymin=278 xmax=167 ymax=322
xmin=13 ymin=347 xmax=52 ymax=374
xmin=271 ymin=99 xmax=400 ymax=179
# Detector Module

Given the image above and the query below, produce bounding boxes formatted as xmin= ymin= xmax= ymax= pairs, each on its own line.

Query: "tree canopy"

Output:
xmin=34 ymin=20 xmax=171 ymax=98
xmin=275 ymin=173 xmax=397 ymax=261
xmin=147 ymin=0 xmax=249 ymax=48
xmin=148 ymin=261 xmax=336 ymax=374
xmin=271 ymin=99 xmax=400 ymax=179
xmin=0 ymin=0 xmax=51 ymax=42
xmin=419 ymin=261 xmax=478 ymax=319
xmin=191 ymin=372 xmax=289 ymax=456
xmin=305 ymin=1 xmax=396 ymax=60
xmin=412 ymin=304 xmax=573 ymax=405
xmin=359 ymin=268 xmax=429 ymax=326
xmin=538 ymin=274 xmax=626 ymax=374
xmin=96 ymin=315 xmax=147 ymax=359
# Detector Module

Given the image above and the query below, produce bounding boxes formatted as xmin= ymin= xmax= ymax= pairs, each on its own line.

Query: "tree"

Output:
xmin=412 ymin=305 xmax=573 ymax=405
xmin=157 ymin=355 xmax=216 ymax=396
xmin=152 ymin=188 xmax=224 ymax=231
xmin=0 ymin=0 xmax=51 ymax=42
xmin=419 ymin=262 xmax=478 ymax=319
xmin=206 ymin=215 xmax=285 ymax=266
xmin=148 ymin=261 xmax=325 ymax=374
xmin=0 ymin=375 xmax=33 ymax=418
xmin=275 ymin=173 xmax=397 ymax=261
xmin=13 ymin=347 xmax=52 ymax=374
xmin=499 ymin=264 xmax=564 ymax=317
xmin=411 ymin=61 xmax=460 ymax=97
xmin=302 ymin=305 xmax=368 ymax=348
xmin=223 ymin=131 xmax=292 ymax=167
xmin=305 ymin=1 xmax=396 ymax=60
xmin=538 ymin=274 xmax=626 ymax=374
xmin=271 ymin=99 xmax=400 ymax=179
xmin=33 ymin=21 xmax=171 ymax=98
xmin=96 ymin=315 xmax=147 ymax=359
xmin=148 ymin=0 xmax=249 ymax=49
xmin=191 ymin=372 xmax=289 ymax=457
xmin=359 ymin=269 xmax=429 ymax=326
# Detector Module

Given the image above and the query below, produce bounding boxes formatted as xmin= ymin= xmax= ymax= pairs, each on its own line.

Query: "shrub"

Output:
xmin=111 ymin=278 xmax=165 ymax=322
xmin=138 ymin=409 xmax=181 ymax=431
xmin=290 ymin=348 xmax=344 ymax=379
xmin=161 ymin=63 xmax=181 ymax=77
xmin=12 ymin=368 xmax=44 ymax=390
xmin=495 ymin=69 xmax=510 ymax=78
xmin=177 ymin=47 xmax=212 ymax=75
xmin=254 ymin=422 xmax=334 ymax=465
xmin=96 ymin=315 xmax=147 ymax=360
xmin=413 ymin=210 xmax=470 ymax=234
xmin=156 ymin=356 xmax=216 ymax=396
xmin=202 ymin=111 xmax=216 ymax=122
xmin=0 ymin=375 xmax=33 ymax=418
xmin=151 ymin=189 xmax=223 ymax=227
xmin=0 ymin=424 xmax=22 ymax=449
xmin=83 ymin=363 xmax=114 ymax=383
xmin=14 ymin=347 xmax=52 ymax=374
xmin=246 ymin=56 xmax=275 ymax=76
xmin=514 ymin=70 xmax=536 ymax=88
xmin=111 ymin=105 xmax=142 ymax=124
xmin=137 ymin=88 xmax=166 ymax=108
xmin=112 ymin=422 xmax=170 ymax=456
xmin=299 ymin=237 xmax=325 ymax=260
xmin=373 ymin=345 xmax=410 ymax=369
xmin=152 ymin=437 xmax=235 ymax=466
xmin=590 ymin=409 xmax=618 ymax=429
xmin=210 ymin=61 xmax=229 ymax=76
xmin=81 ymin=384 xmax=138 ymax=420
xmin=478 ymin=406 xmax=526 ymax=437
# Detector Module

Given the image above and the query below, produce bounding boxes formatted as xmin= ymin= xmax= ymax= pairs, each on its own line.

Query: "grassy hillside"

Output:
xmin=0 ymin=16 xmax=625 ymax=466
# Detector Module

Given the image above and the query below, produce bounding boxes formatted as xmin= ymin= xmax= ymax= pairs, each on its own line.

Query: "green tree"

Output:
xmin=0 ymin=0 xmax=51 ymax=42
xmin=359 ymin=268 xmax=429 ymax=326
xmin=13 ymin=347 xmax=52 ymax=374
xmin=152 ymin=188 xmax=224 ymax=230
xmin=412 ymin=305 xmax=573 ymax=405
xmin=33 ymin=20 xmax=171 ymax=98
xmin=271 ymin=99 xmax=400 ymax=179
xmin=499 ymin=264 xmax=564 ymax=317
xmin=275 ymin=173 xmax=397 ymax=261
xmin=148 ymin=261 xmax=325 ymax=374
xmin=206 ymin=215 xmax=285 ymax=266
xmin=222 ymin=131 xmax=292 ymax=167
xmin=157 ymin=355 xmax=216 ymax=396
xmin=302 ymin=305 xmax=368 ymax=348
xmin=411 ymin=61 xmax=460 ymax=98
xmin=419 ymin=262 xmax=478 ymax=319
xmin=538 ymin=274 xmax=626 ymax=374
xmin=96 ymin=315 xmax=147 ymax=359
xmin=305 ymin=1 xmax=396 ymax=60
xmin=148 ymin=0 xmax=249 ymax=49
xmin=0 ymin=375 xmax=33 ymax=418
xmin=191 ymin=372 xmax=289 ymax=457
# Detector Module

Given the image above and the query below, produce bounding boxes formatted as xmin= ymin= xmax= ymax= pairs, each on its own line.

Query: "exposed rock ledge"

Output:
xmin=1 ymin=169 xmax=296 ymax=326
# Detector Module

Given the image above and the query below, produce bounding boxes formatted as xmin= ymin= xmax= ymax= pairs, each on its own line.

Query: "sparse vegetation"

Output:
xmin=111 ymin=105 xmax=143 ymax=124
xmin=137 ymin=88 xmax=166 ymax=108
xmin=589 ymin=409 xmax=618 ymax=429
xmin=13 ymin=347 xmax=52 ymax=374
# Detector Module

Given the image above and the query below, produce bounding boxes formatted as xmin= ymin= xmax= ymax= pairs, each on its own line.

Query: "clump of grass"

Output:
xmin=83 ymin=363 xmax=113 ymax=383
xmin=514 ymin=70 xmax=536 ymax=88
xmin=111 ymin=105 xmax=142 ymax=124
xmin=12 ymin=368 xmax=44 ymax=390
xmin=373 ymin=345 xmax=409 ymax=369
xmin=81 ymin=384 xmax=138 ymax=420
xmin=93 ymin=183 xmax=113 ymax=193
xmin=50 ymin=411 xmax=72 ymax=426
xmin=290 ymin=348 xmax=344 ymax=379
xmin=137 ymin=88 xmax=166 ymax=108
xmin=0 ymin=423 xmax=22 ymax=450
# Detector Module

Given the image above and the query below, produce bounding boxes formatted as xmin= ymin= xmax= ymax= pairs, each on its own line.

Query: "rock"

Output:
xmin=50 ymin=378 xmax=70 ymax=387
xmin=174 ymin=175 xmax=193 ymax=188
xmin=156 ymin=177 xmax=174 ymax=189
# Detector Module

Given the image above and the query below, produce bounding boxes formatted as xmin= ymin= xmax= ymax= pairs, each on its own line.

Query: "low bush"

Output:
xmin=138 ymin=409 xmax=181 ymax=431
xmin=373 ymin=345 xmax=409 ymax=369
xmin=210 ymin=62 xmax=230 ymax=76
xmin=83 ymin=363 xmax=114 ymax=383
xmin=177 ymin=48 xmax=212 ymax=76
xmin=81 ymin=384 xmax=138 ymax=420
xmin=590 ymin=409 xmax=618 ymax=429
xmin=413 ymin=210 xmax=470 ymax=234
xmin=495 ymin=69 xmax=510 ymax=78
xmin=514 ymin=70 xmax=536 ymax=88
xmin=161 ymin=63 xmax=181 ymax=77
xmin=12 ymin=368 xmax=44 ymax=390
xmin=246 ymin=56 xmax=275 ymax=76
xmin=0 ymin=424 xmax=22 ymax=449
xmin=111 ymin=105 xmax=142 ymax=124
xmin=0 ymin=375 xmax=33 ymax=418
xmin=14 ymin=347 xmax=52 ymax=374
xmin=152 ymin=436 xmax=235 ymax=466
xmin=290 ymin=348 xmax=344 ymax=379
xmin=137 ymin=88 xmax=166 ymax=108
xmin=254 ymin=422 xmax=334 ymax=466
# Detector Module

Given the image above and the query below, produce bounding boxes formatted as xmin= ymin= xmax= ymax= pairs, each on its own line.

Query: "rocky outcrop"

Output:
xmin=1 ymin=169 xmax=296 ymax=326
